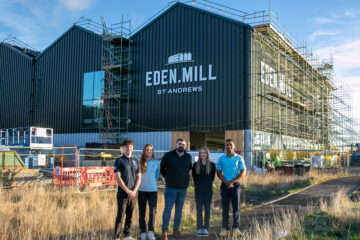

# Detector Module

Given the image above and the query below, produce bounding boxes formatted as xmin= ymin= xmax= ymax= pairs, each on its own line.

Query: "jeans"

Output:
xmin=162 ymin=187 xmax=187 ymax=231
xmin=195 ymin=190 xmax=212 ymax=230
xmin=114 ymin=191 xmax=137 ymax=238
xmin=221 ymin=182 xmax=241 ymax=229
xmin=138 ymin=191 xmax=157 ymax=233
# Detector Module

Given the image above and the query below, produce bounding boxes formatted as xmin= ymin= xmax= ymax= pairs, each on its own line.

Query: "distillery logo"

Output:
xmin=145 ymin=52 xmax=217 ymax=95
xmin=166 ymin=52 xmax=194 ymax=65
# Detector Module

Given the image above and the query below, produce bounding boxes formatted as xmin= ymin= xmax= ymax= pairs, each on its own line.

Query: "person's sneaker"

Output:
xmin=196 ymin=229 xmax=203 ymax=237
xmin=219 ymin=228 xmax=230 ymax=237
xmin=161 ymin=231 xmax=168 ymax=240
xmin=203 ymin=229 xmax=209 ymax=237
xmin=124 ymin=236 xmax=135 ymax=240
xmin=173 ymin=229 xmax=181 ymax=238
xmin=233 ymin=228 xmax=243 ymax=237
xmin=140 ymin=232 xmax=147 ymax=240
xmin=148 ymin=231 xmax=156 ymax=240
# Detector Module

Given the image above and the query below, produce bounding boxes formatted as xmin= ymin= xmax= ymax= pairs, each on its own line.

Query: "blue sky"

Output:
xmin=1 ymin=0 xmax=359 ymax=121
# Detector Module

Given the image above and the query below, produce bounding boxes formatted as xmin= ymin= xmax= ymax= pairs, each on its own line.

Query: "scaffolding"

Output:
xmin=246 ymin=10 xmax=357 ymax=168
xmin=185 ymin=0 xmax=356 ymax=166
xmin=76 ymin=17 xmax=131 ymax=143
xmin=1 ymin=34 xmax=41 ymax=57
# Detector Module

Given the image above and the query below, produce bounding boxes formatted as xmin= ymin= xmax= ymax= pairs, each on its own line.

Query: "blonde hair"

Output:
xmin=196 ymin=146 xmax=211 ymax=175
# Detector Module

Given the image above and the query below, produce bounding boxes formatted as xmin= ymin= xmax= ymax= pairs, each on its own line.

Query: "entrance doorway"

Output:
xmin=190 ymin=131 xmax=225 ymax=151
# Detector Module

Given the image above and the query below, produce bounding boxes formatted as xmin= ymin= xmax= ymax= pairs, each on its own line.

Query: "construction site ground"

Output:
xmin=177 ymin=175 xmax=360 ymax=240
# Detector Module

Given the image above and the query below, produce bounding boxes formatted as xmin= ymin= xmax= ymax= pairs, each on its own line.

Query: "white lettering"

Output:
xmin=153 ymin=71 xmax=160 ymax=86
xmin=194 ymin=66 xmax=198 ymax=81
xmin=182 ymin=67 xmax=193 ymax=82
xmin=199 ymin=66 xmax=207 ymax=81
xmin=170 ymin=69 xmax=177 ymax=84
xmin=208 ymin=64 xmax=216 ymax=80
xmin=161 ymin=70 xmax=168 ymax=85
xmin=146 ymin=72 xmax=152 ymax=86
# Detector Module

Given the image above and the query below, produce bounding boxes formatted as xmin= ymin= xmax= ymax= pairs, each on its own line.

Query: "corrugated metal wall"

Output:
xmin=130 ymin=3 xmax=251 ymax=132
xmin=54 ymin=131 xmax=172 ymax=150
xmin=34 ymin=26 xmax=102 ymax=133
xmin=0 ymin=44 xmax=33 ymax=128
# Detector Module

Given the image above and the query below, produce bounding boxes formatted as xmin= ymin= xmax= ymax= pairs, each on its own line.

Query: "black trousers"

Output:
xmin=195 ymin=190 xmax=212 ymax=230
xmin=221 ymin=182 xmax=241 ymax=230
xmin=138 ymin=191 xmax=157 ymax=233
xmin=114 ymin=191 xmax=137 ymax=238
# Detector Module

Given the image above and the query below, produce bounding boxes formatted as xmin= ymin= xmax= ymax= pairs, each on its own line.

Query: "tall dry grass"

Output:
xmin=0 ymin=186 xmax=198 ymax=240
xmin=0 ymin=169 xmax=355 ymax=239
xmin=242 ymin=190 xmax=360 ymax=240
xmin=241 ymin=168 xmax=351 ymax=192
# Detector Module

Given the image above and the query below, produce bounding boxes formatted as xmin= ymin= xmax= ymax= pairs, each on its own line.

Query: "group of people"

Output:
xmin=114 ymin=138 xmax=246 ymax=240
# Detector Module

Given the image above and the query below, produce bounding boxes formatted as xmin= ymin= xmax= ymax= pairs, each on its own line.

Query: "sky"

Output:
xmin=0 ymin=0 xmax=359 ymax=122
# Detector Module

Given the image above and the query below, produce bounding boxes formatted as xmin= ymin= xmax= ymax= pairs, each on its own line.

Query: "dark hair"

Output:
xmin=140 ymin=144 xmax=155 ymax=173
xmin=176 ymin=138 xmax=186 ymax=143
xmin=225 ymin=139 xmax=234 ymax=143
xmin=122 ymin=139 xmax=134 ymax=146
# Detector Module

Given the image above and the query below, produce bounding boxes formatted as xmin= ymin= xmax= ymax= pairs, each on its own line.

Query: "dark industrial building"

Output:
xmin=0 ymin=2 xmax=354 ymax=167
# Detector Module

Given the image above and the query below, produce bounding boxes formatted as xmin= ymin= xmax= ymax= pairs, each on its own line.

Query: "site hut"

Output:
xmin=0 ymin=2 xmax=354 ymax=168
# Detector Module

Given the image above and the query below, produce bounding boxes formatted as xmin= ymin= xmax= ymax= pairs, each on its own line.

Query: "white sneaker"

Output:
xmin=124 ymin=236 xmax=135 ymax=240
xmin=233 ymin=228 xmax=243 ymax=237
xmin=140 ymin=232 xmax=147 ymax=240
xmin=147 ymin=231 xmax=156 ymax=240
xmin=197 ymin=229 xmax=203 ymax=237
xmin=203 ymin=229 xmax=209 ymax=236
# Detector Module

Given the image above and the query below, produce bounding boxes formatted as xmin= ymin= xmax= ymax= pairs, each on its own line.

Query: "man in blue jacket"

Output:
xmin=216 ymin=139 xmax=246 ymax=238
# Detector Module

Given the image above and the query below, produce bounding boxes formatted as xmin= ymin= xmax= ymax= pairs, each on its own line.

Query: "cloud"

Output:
xmin=316 ymin=40 xmax=360 ymax=70
xmin=0 ymin=2 xmax=39 ymax=46
xmin=59 ymin=0 xmax=97 ymax=11
xmin=314 ymin=17 xmax=339 ymax=24
xmin=309 ymin=30 xmax=337 ymax=41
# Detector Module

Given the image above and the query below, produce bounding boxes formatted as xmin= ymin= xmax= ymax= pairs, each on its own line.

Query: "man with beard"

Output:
xmin=160 ymin=138 xmax=192 ymax=240
xmin=216 ymin=139 xmax=246 ymax=238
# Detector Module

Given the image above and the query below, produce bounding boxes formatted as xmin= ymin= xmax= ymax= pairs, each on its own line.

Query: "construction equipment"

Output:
xmin=351 ymin=143 xmax=360 ymax=166
xmin=0 ymin=127 xmax=53 ymax=148
xmin=0 ymin=146 xmax=49 ymax=188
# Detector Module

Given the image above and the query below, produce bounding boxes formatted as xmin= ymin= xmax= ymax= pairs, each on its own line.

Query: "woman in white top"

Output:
xmin=138 ymin=144 xmax=160 ymax=240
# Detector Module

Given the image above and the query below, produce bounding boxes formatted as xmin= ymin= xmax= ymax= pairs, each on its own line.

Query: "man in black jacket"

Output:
xmin=160 ymin=138 xmax=192 ymax=240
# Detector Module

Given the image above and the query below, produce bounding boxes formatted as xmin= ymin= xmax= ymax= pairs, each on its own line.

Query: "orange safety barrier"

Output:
xmin=53 ymin=167 xmax=78 ymax=186
xmin=80 ymin=167 xmax=116 ymax=188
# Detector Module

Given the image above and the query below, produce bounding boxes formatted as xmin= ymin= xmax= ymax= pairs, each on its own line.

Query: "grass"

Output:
xmin=0 ymin=169 xmax=357 ymax=239
xmin=291 ymin=190 xmax=360 ymax=240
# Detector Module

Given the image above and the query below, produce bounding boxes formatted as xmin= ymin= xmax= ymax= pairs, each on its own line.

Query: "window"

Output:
xmin=81 ymin=71 xmax=104 ymax=129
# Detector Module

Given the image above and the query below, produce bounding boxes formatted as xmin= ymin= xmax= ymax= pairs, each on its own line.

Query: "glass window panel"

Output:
xmin=82 ymin=71 xmax=104 ymax=129
xmin=93 ymin=71 xmax=104 ymax=99
xmin=83 ymin=72 xmax=94 ymax=101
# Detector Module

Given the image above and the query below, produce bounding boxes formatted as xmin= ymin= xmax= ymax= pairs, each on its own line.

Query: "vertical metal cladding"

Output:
xmin=130 ymin=3 xmax=251 ymax=132
xmin=0 ymin=44 xmax=33 ymax=128
xmin=34 ymin=26 xmax=102 ymax=133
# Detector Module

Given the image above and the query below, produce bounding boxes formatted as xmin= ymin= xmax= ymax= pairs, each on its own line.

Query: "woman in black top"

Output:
xmin=192 ymin=146 xmax=216 ymax=237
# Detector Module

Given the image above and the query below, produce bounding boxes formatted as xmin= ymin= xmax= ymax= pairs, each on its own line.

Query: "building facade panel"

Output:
xmin=0 ymin=44 xmax=33 ymax=128
xmin=34 ymin=26 xmax=102 ymax=133
xmin=130 ymin=3 xmax=251 ymax=132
